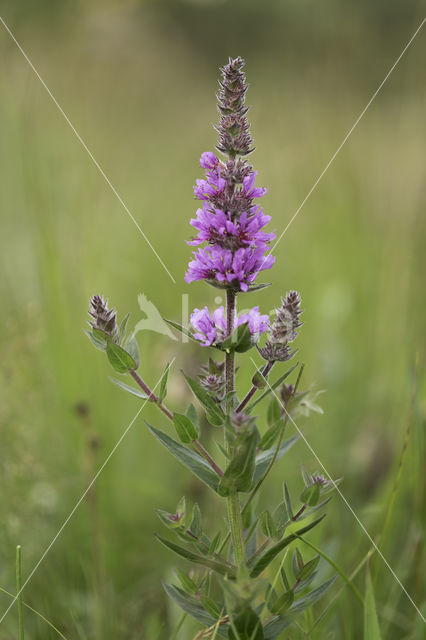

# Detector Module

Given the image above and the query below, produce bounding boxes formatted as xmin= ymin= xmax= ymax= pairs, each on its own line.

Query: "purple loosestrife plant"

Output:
xmin=87 ymin=57 xmax=339 ymax=639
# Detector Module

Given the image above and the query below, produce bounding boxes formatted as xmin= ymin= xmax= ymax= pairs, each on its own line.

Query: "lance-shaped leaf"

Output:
xmin=263 ymin=577 xmax=336 ymax=639
xmin=156 ymin=536 xmax=236 ymax=577
xmin=296 ymin=555 xmax=320 ymax=582
xmin=123 ymin=335 xmax=140 ymax=369
xmin=269 ymin=590 xmax=294 ymax=616
xmin=106 ymin=341 xmax=137 ymax=373
xmin=147 ymin=424 xmax=219 ymax=492
xmin=119 ymin=312 xmax=130 ymax=345
xmin=159 ymin=362 xmax=170 ymax=403
xmin=260 ymin=511 xmax=278 ymax=540
xmin=175 ymin=569 xmax=198 ymax=596
xmin=300 ymin=483 xmax=320 ymax=507
xmin=162 ymin=583 xmax=222 ymax=632
xmin=364 ymin=569 xmax=383 ymax=639
xmin=164 ymin=319 xmax=197 ymax=342
xmin=267 ymin=397 xmax=281 ymax=427
xmin=289 ymin=575 xmax=337 ymax=613
xmin=245 ymin=363 xmax=299 ymax=413
xmin=183 ymin=373 xmax=225 ymax=426
xmin=188 ymin=503 xmax=203 ymax=538
xmin=217 ymin=429 xmax=258 ymax=497
xmin=253 ymin=435 xmax=299 ymax=484
xmin=258 ymin=423 xmax=282 ymax=451
xmin=85 ymin=329 xmax=107 ymax=351
xmin=173 ymin=413 xmax=199 ymax=444
xmin=247 ymin=282 xmax=271 ymax=292
xmin=109 ymin=377 xmax=149 ymax=400
xmin=249 ymin=515 xmax=326 ymax=578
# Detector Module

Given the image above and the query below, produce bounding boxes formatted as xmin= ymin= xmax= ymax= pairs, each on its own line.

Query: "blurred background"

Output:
xmin=0 ymin=0 xmax=425 ymax=638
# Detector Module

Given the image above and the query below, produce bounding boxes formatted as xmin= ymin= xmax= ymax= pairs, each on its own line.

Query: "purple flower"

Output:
xmin=200 ymin=152 xmax=219 ymax=171
xmin=193 ymin=162 xmax=226 ymax=201
xmin=185 ymin=58 xmax=275 ymax=291
xmin=188 ymin=204 xmax=275 ymax=250
xmin=185 ymin=245 xmax=275 ymax=292
xmin=190 ymin=305 xmax=270 ymax=346
xmin=242 ymin=171 xmax=268 ymax=199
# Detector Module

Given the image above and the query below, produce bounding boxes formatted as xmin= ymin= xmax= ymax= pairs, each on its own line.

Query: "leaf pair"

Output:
xmin=218 ymin=429 xmax=259 ymax=497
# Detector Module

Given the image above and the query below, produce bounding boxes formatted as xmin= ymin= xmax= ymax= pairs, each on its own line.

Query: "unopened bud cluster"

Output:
xmin=89 ymin=295 xmax=119 ymax=343
xmin=259 ymin=291 xmax=303 ymax=362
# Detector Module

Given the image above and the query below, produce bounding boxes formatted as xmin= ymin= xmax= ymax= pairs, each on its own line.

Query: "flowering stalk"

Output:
xmin=86 ymin=56 xmax=340 ymax=639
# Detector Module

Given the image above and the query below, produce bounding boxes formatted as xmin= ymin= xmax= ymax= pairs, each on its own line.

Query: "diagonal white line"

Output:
xmin=0 ymin=15 xmax=176 ymax=284
xmin=249 ymin=356 xmax=426 ymax=624
xmin=0 ymin=359 xmax=175 ymax=624
xmin=269 ymin=17 xmax=425 ymax=257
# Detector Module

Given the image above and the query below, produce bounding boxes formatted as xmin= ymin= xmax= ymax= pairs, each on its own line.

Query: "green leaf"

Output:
xmin=300 ymin=484 xmax=320 ymax=507
xmin=221 ymin=322 xmax=253 ymax=353
xmin=85 ymin=329 xmax=107 ymax=351
xmin=293 ymin=548 xmax=304 ymax=576
xmin=106 ymin=341 xmax=136 ymax=373
xmin=164 ymin=319 xmax=197 ymax=341
xmin=173 ymin=413 xmax=199 ymax=444
xmin=186 ymin=403 xmax=199 ymax=427
xmin=290 ymin=576 xmax=337 ymax=613
xmin=297 ymin=555 xmax=320 ymax=582
xmin=119 ymin=312 xmax=130 ymax=344
xmin=124 ymin=335 xmax=140 ymax=369
xmin=159 ymin=362 xmax=170 ymax=403
xmin=273 ymin=502 xmax=288 ymax=529
xmin=189 ymin=503 xmax=203 ymax=538
xmin=176 ymin=496 xmax=186 ymax=519
xmin=92 ymin=327 xmax=110 ymax=345
xmin=147 ymin=424 xmax=219 ymax=492
xmin=156 ymin=536 xmax=236 ymax=577
xmin=175 ymin=569 xmax=198 ymax=596
xmin=253 ymin=436 xmax=299 ymax=484
xmin=109 ymin=377 xmax=149 ymax=400
xmin=228 ymin=606 xmax=264 ymax=640
xmin=280 ymin=566 xmax=291 ymax=591
xmin=200 ymin=594 xmax=222 ymax=618
xmin=252 ymin=370 xmax=267 ymax=389
xmin=263 ymin=577 xmax=336 ymax=639
xmin=246 ymin=282 xmax=271 ymax=292
xmin=283 ymin=483 xmax=294 ymax=520
xmin=258 ymin=423 xmax=282 ymax=451
xmin=260 ymin=511 xmax=278 ymax=540
xmin=183 ymin=373 xmax=225 ymax=427
xmin=162 ymin=583 xmax=220 ymax=630
xmin=218 ymin=429 xmax=258 ymax=497
xmin=364 ymin=568 xmax=382 ymax=639
xmin=249 ymin=516 xmax=326 ymax=578
xmin=209 ymin=531 xmax=222 ymax=556
xmin=269 ymin=590 xmax=294 ymax=615
xmin=267 ymin=397 xmax=281 ymax=427
xmin=245 ymin=363 xmax=299 ymax=413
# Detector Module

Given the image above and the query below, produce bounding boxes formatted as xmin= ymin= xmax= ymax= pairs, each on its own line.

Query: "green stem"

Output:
xmin=236 ymin=360 xmax=275 ymax=413
xmin=225 ymin=288 xmax=236 ymax=413
xmin=16 ymin=545 xmax=24 ymax=640
xmin=227 ymin=493 xmax=246 ymax=566
xmin=223 ymin=289 xmax=246 ymax=567
xmin=129 ymin=369 xmax=173 ymax=420
xmin=243 ymin=364 xmax=305 ymax=514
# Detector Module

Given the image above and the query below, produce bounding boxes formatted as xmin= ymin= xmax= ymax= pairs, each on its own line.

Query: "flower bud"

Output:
xmin=88 ymin=295 xmax=119 ymax=343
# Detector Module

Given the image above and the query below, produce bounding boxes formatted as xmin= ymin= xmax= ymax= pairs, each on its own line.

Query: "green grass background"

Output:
xmin=0 ymin=1 xmax=425 ymax=638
